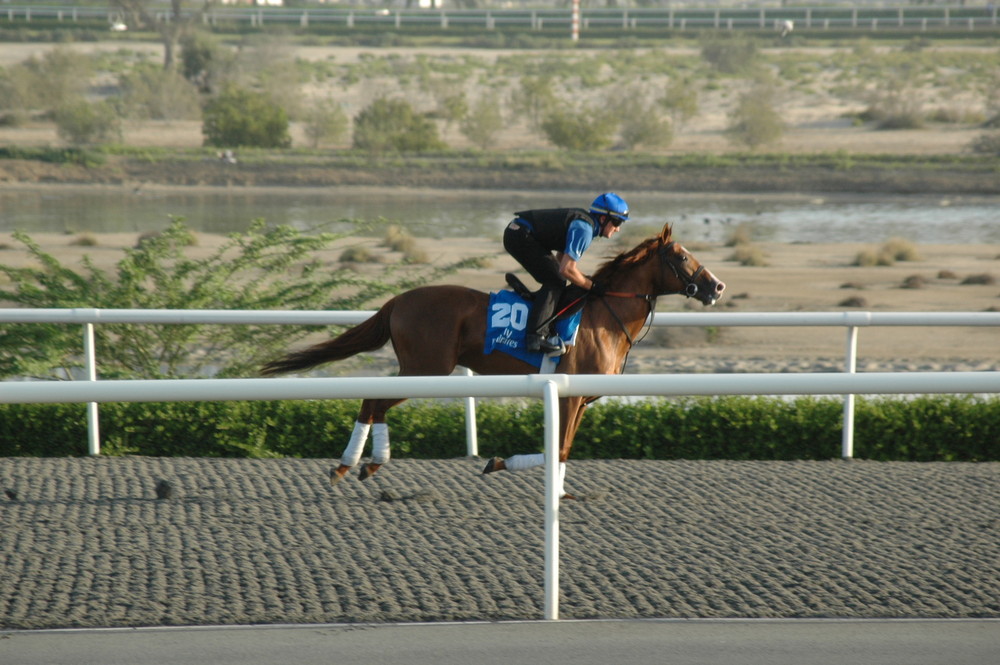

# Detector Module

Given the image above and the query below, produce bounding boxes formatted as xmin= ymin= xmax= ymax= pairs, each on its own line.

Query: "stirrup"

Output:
xmin=527 ymin=334 xmax=565 ymax=355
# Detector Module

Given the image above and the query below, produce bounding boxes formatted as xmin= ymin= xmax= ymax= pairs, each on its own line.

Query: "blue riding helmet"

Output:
xmin=589 ymin=192 xmax=629 ymax=223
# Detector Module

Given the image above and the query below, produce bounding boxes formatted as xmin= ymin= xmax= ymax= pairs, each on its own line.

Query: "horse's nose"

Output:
xmin=714 ymin=279 xmax=726 ymax=294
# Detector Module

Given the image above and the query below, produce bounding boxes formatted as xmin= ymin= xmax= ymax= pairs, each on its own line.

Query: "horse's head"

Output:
xmin=657 ymin=225 xmax=726 ymax=306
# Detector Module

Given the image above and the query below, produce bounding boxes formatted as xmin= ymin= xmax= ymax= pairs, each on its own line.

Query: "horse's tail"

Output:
xmin=260 ymin=300 xmax=395 ymax=376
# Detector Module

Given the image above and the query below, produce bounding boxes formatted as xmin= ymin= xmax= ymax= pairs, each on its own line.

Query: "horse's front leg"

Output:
xmin=482 ymin=396 xmax=588 ymax=498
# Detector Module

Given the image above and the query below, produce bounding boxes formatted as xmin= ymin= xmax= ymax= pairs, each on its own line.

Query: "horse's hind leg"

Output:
xmin=330 ymin=397 xmax=405 ymax=485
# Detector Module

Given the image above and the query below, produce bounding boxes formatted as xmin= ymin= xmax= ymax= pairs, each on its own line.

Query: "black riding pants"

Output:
xmin=503 ymin=222 xmax=565 ymax=337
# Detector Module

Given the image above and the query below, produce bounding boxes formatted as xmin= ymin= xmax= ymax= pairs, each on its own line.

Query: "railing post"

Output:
xmin=462 ymin=367 xmax=478 ymax=457
xmin=84 ymin=323 xmax=100 ymax=456
xmin=842 ymin=326 xmax=858 ymax=459
xmin=542 ymin=379 xmax=560 ymax=621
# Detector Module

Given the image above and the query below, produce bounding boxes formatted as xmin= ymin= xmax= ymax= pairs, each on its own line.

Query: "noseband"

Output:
xmin=660 ymin=241 xmax=705 ymax=299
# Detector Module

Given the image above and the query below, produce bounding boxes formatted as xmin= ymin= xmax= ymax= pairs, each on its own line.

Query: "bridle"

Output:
xmin=597 ymin=240 xmax=709 ymax=358
xmin=603 ymin=240 xmax=707 ymax=303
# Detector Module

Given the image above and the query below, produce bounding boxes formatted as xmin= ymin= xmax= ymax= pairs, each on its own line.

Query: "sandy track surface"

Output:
xmin=2 ymin=456 xmax=997 ymax=629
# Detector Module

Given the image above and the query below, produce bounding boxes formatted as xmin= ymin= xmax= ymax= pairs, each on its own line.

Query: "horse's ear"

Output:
xmin=660 ymin=223 xmax=673 ymax=242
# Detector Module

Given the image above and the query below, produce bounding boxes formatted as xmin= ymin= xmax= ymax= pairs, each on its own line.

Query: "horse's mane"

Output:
xmin=592 ymin=225 xmax=672 ymax=282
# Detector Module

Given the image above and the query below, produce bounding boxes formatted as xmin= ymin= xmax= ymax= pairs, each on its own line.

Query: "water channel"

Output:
xmin=1 ymin=187 xmax=997 ymax=245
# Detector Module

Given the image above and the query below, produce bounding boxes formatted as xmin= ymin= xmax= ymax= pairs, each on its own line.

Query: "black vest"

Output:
xmin=514 ymin=208 xmax=595 ymax=253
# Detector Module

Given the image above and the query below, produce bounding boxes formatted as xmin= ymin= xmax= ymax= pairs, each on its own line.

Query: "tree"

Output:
xmin=112 ymin=1 xmax=216 ymax=71
xmin=303 ymin=101 xmax=349 ymax=149
xmin=202 ymin=85 xmax=291 ymax=148
xmin=352 ymin=98 xmax=445 ymax=153
xmin=0 ymin=47 xmax=92 ymax=115
xmin=725 ymin=84 xmax=784 ymax=149
xmin=0 ymin=220 xmax=482 ymax=380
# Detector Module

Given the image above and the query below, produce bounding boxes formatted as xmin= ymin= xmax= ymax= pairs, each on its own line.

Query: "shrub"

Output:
xmin=968 ymin=131 xmax=1000 ymax=155
xmin=727 ymin=244 xmax=768 ymax=267
xmin=0 ymin=219 xmax=472 ymax=380
xmin=460 ymin=93 xmax=504 ymax=150
xmin=701 ymin=36 xmax=759 ymax=75
xmin=882 ymin=237 xmax=921 ymax=262
xmin=659 ymin=78 xmax=699 ymax=132
xmin=352 ymin=97 xmax=445 ymax=153
xmin=302 ymin=102 xmax=348 ymax=149
xmin=960 ymin=273 xmax=996 ymax=285
xmin=540 ymin=108 xmax=616 ymax=151
xmin=118 ymin=63 xmax=201 ymax=121
xmin=617 ymin=100 xmax=673 ymax=151
xmin=5 ymin=396 xmax=997 ymax=461
xmin=725 ymin=84 xmax=783 ymax=149
xmin=54 ymin=98 xmax=122 ymax=146
xmin=202 ymin=85 xmax=291 ymax=149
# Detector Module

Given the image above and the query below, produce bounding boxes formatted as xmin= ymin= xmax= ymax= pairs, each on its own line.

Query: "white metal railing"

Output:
xmin=1 ymin=370 xmax=998 ymax=621
xmin=1 ymin=308 xmax=998 ymax=458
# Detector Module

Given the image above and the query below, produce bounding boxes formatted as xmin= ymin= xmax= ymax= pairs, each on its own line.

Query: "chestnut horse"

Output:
xmin=261 ymin=223 xmax=725 ymax=491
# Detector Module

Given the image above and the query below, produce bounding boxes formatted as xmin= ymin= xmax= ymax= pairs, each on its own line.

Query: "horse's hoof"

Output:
xmin=330 ymin=465 xmax=351 ymax=485
xmin=481 ymin=457 xmax=506 ymax=475
xmin=358 ymin=463 xmax=382 ymax=481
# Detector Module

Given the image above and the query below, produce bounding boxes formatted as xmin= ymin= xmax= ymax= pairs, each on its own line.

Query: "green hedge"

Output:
xmin=0 ymin=396 xmax=997 ymax=461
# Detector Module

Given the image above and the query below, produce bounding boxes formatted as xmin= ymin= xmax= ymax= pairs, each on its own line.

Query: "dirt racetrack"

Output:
xmin=1 ymin=456 xmax=997 ymax=629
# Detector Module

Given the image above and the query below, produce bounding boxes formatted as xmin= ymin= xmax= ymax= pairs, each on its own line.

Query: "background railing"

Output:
xmin=3 ymin=4 xmax=998 ymax=34
xmin=1 ymin=308 xmax=997 ymax=459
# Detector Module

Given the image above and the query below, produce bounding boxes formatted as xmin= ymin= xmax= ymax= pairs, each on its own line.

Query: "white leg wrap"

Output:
xmin=371 ymin=423 xmax=390 ymax=464
xmin=504 ymin=453 xmax=545 ymax=472
xmin=340 ymin=421 xmax=370 ymax=468
xmin=559 ymin=462 xmax=567 ymax=498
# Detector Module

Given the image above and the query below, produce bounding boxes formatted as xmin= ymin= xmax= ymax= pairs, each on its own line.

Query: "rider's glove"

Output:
xmin=589 ymin=280 xmax=607 ymax=296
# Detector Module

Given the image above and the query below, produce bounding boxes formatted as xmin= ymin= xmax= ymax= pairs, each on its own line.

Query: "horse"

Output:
xmin=261 ymin=223 xmax=725 ymax=493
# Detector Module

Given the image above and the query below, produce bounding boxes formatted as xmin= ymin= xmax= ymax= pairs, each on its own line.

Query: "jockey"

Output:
xmin=503 ymin=192 xmax=629 ymax=353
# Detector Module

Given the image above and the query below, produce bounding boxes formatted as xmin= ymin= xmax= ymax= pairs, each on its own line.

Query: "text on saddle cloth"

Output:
xmin=484 ymin=289 xmax=583 ymax=369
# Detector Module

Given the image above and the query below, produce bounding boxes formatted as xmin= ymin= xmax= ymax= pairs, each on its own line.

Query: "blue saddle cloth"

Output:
xmin=484 ymin=290 xmax=583 ymax=369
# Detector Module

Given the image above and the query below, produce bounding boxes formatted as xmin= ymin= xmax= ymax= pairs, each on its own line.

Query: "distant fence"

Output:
xmin=1 ymin=308 xmax=998 ymax=459
xmin=4 ymin=4 xmax=998 ymax=34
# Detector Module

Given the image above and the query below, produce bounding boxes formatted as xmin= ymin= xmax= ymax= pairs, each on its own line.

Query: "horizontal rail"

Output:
xmin=2 ymin=372 xmax=997 ymax=405
xmin=2 ymin=308 xmax=999 ymax=328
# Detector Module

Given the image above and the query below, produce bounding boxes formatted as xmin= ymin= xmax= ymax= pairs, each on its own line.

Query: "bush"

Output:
xmin=968 ymin=131 xmax=1000 ymax=155
xmin=725 ymin=84 xmax=783 ymax=149
xmin=54 ymin=98 xmax=122 ymax=146
xmin=540 ymin=108 xmax=616 ymax=151
xmin=0 ymin=219 xmax=472 ymax=380
xmin=3 ymin=396 xmax=997 ymax=461
xmin=617 ymin=100 xmax=673 ymax=151
xmin=352 ymin=97 xmax=445 ymax=153
xmin=302 ymin=101 xmax=348 ymax=149
xmin=460 ymin=93 xmax=504 ymax=150
xmin=701 ymin=36 xmax=759 ymax=75
xmin=202 ymin=85 xmax=291 ymax=149
xmin=118 ymin=63 xmax=201 ymax=121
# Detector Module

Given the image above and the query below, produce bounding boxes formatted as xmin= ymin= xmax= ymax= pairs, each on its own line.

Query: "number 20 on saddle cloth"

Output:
xmin=484 ymin=289 xmax=584 ymax=369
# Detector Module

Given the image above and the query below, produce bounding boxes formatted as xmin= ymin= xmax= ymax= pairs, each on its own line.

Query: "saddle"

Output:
xmin=504 ymin=273 xmax=589 ymax=323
